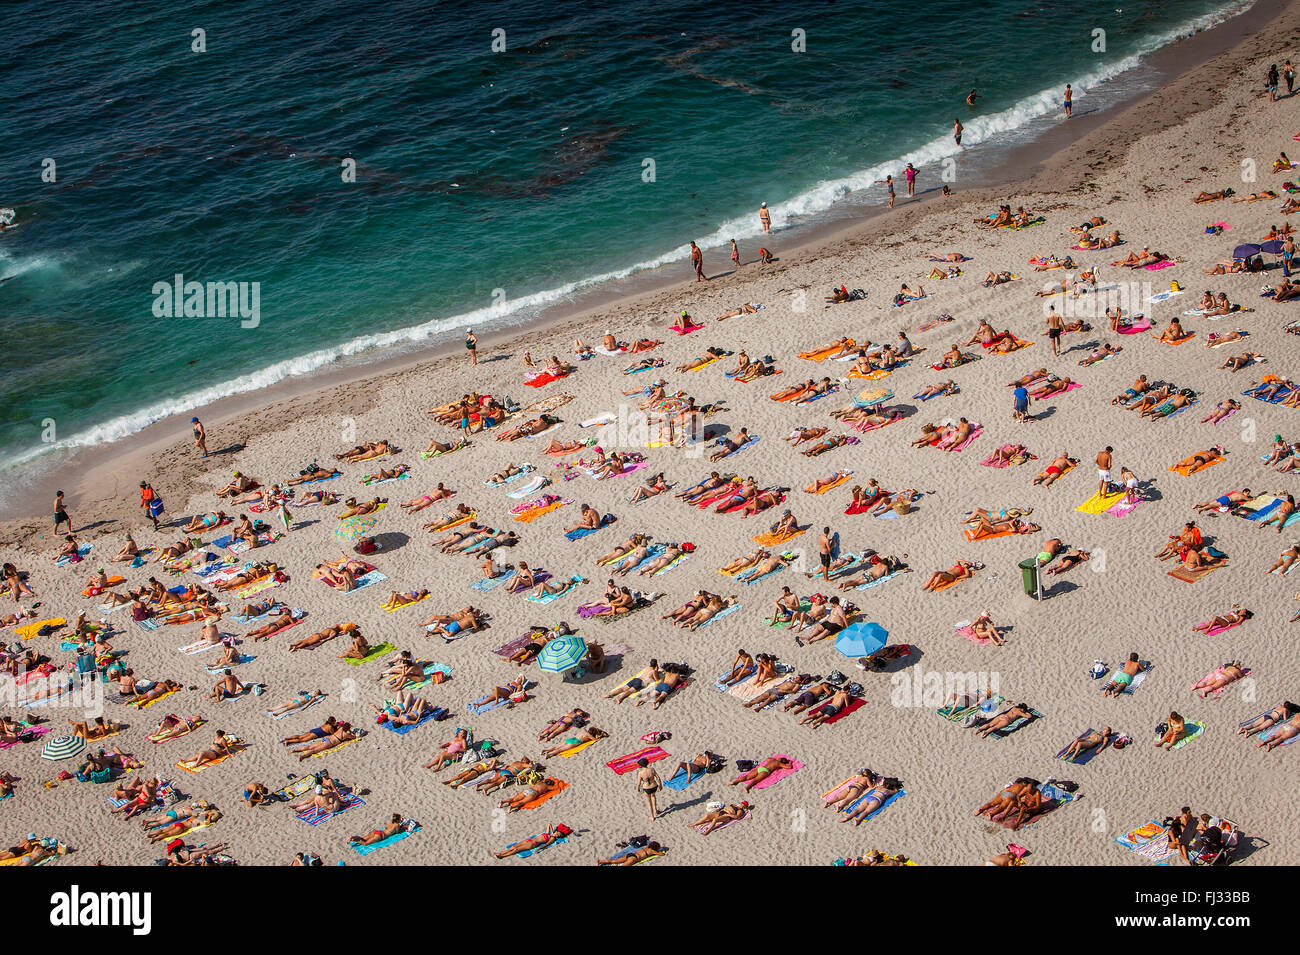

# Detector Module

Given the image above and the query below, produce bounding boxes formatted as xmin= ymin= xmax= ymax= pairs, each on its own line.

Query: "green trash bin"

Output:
xmin=1017 ymin=557 xmax=1041 ymax=598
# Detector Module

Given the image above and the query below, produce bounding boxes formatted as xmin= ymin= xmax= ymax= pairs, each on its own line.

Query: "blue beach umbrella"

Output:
xmin=835 ymin=621 xmax=888 ymax=659
xmin=538 ymin=635 xmax=587 ymax=673
xmin=1260 ymin=239 xmax=1285 ymax=255
xmin=1232 ymin=243 xmax=1262 ymax=260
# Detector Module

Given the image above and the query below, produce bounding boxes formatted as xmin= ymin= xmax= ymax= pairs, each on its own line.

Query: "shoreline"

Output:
xmin=0 ymin=0 xmax=1285 ymax=537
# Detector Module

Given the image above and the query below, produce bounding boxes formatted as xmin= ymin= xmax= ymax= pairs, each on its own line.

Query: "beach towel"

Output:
xmin=651 ymin=552 xmax=691 ymax=577
xmin=525 ymin=575 xmax=583 ymax=603
xmin=1102 ymin=662 xmax=1152 ymax=695
xmin=520 ymin=780 xmax=569 ymax=809
xmin=955 ymin=623 xmax=995 ymax=645
xmin=176 ymin=740 xmax=248 ymax=774
xmin=939 ymin=695 xmax=1005 ymax=724
xmin=1168 ymin=563 xmax=1218 ymax=583
xmin=380 ymin=708 xmax=441 ymax=735
xmin=1192 ymin=666 xmax=1250 ymax=699
xmin=564 ymin=515 xmax=615 ymax=541
xmin=670 ymin=322 xmax=703 ymax=335
xmin=484 ymin=466 xmax=537 ymax=490
xmin=305 ymin=729 xmax=367 ymax=759
xmin=351 ymin=820 xmax=421 ymax=855
xmin=557 ymin=736 xmax=603 ymax=758
xmin=382 ymin=592 xmax=430 ymax=613
xmin=508 ymin=833 xmax=569 ymax=858
xmin=856 ymin=570 xmax=905 ymax=591
xmin=1115 ymin=820 xmax=1179 ymax=863
xmin=1169 ymin=721 xmax=1205 ymax=751
xmin=524 ymin=370 xmax=569 ymax=388
xmin=265 ymin=693 xmax=324 ymax=721
xmin=751 ymin=527 xmax=806 ymax=546
xmin=297 ymin=790 xmax=365 ymax=825
xmin=1075 ymin=490 xmax=1126 ymax=514
xmin=841 ymin=787 xmax=906 ymax=822
xmin=1116 ymin=318 xmax=1154 ymax=335
xmin=391 ymin=662 xmax=452 ymax=691
xmin=606 ymin=746 xmax=668 ymax=775
xmin=1055 ymin=728 xmax=1106 ymax=765
xmin=751 ymin=755 xmax=803 ymax=790
xmin=1029 ymin=381 xmax=1081 ymax=399
xmin=819 ymin=697 xmax=867 ymax=725
xmin=695 ymin=602 xmax=742 ymax=628
xmin=470 ymin=568 xmax=517 ymax=593
xmin=1169 ymin=451 xmax=1224 ymax=476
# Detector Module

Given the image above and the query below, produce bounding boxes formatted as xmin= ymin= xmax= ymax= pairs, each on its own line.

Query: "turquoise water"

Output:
xmin=0 ymin=0 xmax=1254 ymax=471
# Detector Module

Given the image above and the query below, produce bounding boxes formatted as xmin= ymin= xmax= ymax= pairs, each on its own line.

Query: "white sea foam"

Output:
xmin=2 ymin=0 xmax=1256 ymax=471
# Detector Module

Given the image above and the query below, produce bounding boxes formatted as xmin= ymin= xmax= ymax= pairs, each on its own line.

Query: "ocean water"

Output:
xmin=0 ymin=0 xmax=1255 ymax=477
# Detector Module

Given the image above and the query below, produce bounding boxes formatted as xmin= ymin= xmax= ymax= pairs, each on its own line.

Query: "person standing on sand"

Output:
xmin=953 ymin=118 xmax=963 ymax=146
xmin=1063 ymin=84 xmax=1072 ymax=117
xmin=140 ymin=481 xmax=163 ymax=530
xmin=1045 ymin=305 xmax=1063 ymax=357
xmin=465 ymin=328 xmax=478 ymax=366
xmin=1285 ymin=60 xmax=1295 ymax=95
xmin=636 ymin=757 xmax=662 ymax=821
xmin=1096 ymin=446 xmax=1113 ymax=497
xmin=730 ymin=239 xmax=740 ymax=269
xmin=1012 ymin=383 xmax=1030 ymax=423
xmin=759 ymin=202 xmax=771 ymax=233
xmin=690 ymin=241 xmax=705 ymax=282
xmin=191 ymin=417 xmax=208 ymax=458
xmin=877 ymin=174 xmax=894 ymax=208
xmin=904 ymin=163 xmax=917 ymax=198
xmin=53 ymin=490 xmax=72 ymax=535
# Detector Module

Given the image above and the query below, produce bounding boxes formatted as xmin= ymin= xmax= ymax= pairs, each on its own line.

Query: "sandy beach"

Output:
xmin=3 ymin=1 xmax=1300 ymax=869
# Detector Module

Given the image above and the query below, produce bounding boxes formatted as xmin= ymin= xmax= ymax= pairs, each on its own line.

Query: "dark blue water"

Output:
xmin=0 ymin=0 xmax=1254 ymax=478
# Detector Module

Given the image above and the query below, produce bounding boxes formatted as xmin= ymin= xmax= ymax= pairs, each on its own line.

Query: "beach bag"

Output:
xmin=892 ymin=498 xmax=912 ymax=516
xmin=428 ymin=671 xmax=447 ymax=686
xmin=1154 ymin=721 xmax=1168 ymax=738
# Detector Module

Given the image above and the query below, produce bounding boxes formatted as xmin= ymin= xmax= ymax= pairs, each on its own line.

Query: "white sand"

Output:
xmin=2 ymin=12 xmax=1299 ymax=867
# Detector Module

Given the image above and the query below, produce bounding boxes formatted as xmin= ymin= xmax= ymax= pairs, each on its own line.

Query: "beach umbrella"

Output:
xmin=652 ymin=396 xmax=689 ymax=415
xmin=1232 ymin=243 xmax=1262 ymax=260
xmin=1260 ymin=239 xmax=1285 ymax=255
xmin=835 ymin=621 xmax=888 ymax=659
xmin=335 ymin=514 xmax=379 ymax=542
xmin=40 ymin=734 xmax=85 ymax=761
xmin=538 ymin=635 xmax=587 ymax=673
xmin=853 ymin=387 xmax=894 ymax=407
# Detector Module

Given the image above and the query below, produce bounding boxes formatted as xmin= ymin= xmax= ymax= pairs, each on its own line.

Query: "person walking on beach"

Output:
xmin=759 ymin=202 xmax=771 ymax=233
xmin=1063 ymin=84 xmax=1073 ymax=118
xmin=140 ymin=481 xmax=163 ymax=530
xmin=191 ymin=417 xmax=208 ymax=458
xmin=966 ymin=88 xmax=977 ymax=106
xmin=1046 ymin=305 xmax=1063 ymax=357
xmin=904 ymin=163 xmax=917 ymax=198
xmin=1096 ymin=446 xmax=1113 ymax=497
xmin=465 ymin=328 xmax=478 ymax=366
xmin=1012 ymin=383 xmax=1030 ymax=423
xmin=1284 ymin=235 xmax=1296 ymax=277
xmin=1285 ymin=60 xmax=1295 ymax=95
xmin=953 ymin=118 xmax=963 ymax=146
xmin=730 ymin=239 xmax=740 ymax=269
xmin=1267 ymin=64 xmax=1280 ymax=102
xmin=690 ymin=241 xmax=705 ymax=282
xmin=636 ymin=757 xmax=662 ymax=821
xmin=877 ymin=174 xmax=895 ymax=208
xmin=53 ymin=490 xmax=72 ymax=535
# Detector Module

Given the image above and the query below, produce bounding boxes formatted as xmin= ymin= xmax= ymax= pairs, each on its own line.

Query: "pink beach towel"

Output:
xmin=752 ymin=755 xmax=803 ymax=789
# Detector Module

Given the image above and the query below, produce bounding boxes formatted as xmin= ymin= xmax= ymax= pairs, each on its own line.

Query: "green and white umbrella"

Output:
xmin=335 ymin=513 xmax=379 ymax=542
xmin=538 ymin=635 xmax=587 ymax=673
xmin=41 ymin=734 xmax=85 ymax=761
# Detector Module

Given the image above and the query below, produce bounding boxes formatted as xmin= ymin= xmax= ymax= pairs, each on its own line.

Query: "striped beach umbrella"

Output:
xmin=853 ymin=387 xmax=894 ymax=408
xmin=835 ymin=621 xmax=888 ymax=659
xmin=335 ymin=513 xmax=379 ymax=542
xmin=40 ymin=734 xmax=85 ymax=761
xmin=538 ymin=635 xmax=587 ymax=673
